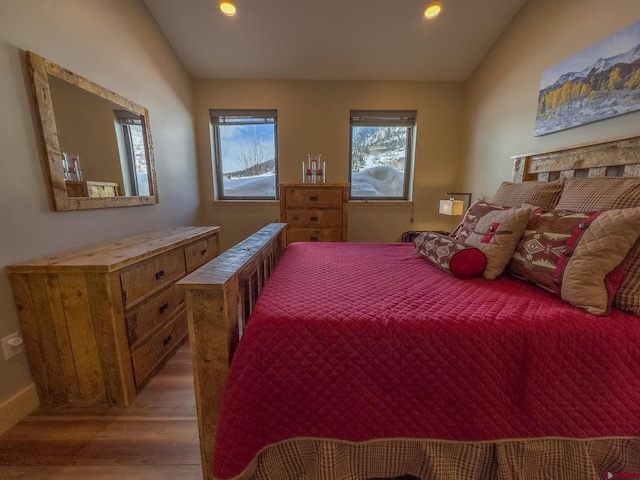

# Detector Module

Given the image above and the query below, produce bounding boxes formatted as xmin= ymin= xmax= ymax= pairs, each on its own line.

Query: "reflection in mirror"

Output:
xmin=27 ymin=51 xmax=158 ymax=210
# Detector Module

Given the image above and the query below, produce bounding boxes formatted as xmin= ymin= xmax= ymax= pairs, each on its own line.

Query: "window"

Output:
xmin=349 ymin=110 xmax=416 ymax=200
xmin=114 ymin=110 xmax=150 ymax=196
xmin=211 ymin=109 xmax=278 ymax=200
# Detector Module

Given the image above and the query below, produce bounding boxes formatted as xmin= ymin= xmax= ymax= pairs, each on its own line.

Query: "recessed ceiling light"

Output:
xmin=219 ymin=0 xmax=236 ymax=16
xmin=424 ymin=2 xmax=442 ymax=20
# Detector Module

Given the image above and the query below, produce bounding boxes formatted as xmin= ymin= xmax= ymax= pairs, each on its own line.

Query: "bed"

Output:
xmin=178 ymin=135 xmax=640 ymax=480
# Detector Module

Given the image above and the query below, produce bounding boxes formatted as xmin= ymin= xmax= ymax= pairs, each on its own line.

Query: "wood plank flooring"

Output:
xmin=0 ymin=342 xmax=203 ymax=479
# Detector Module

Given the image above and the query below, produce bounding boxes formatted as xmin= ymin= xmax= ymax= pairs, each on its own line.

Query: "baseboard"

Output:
xmin=0 ymin=384 xmax=39 ymax=435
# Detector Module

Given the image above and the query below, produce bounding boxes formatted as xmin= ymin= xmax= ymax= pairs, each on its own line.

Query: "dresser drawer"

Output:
xmin=286 ymin=228 xmax=343 ymax=243
xmin=131 ymin=308 xmax=188 ymax=387
xmin=120 ymin=250 xmax=186 ymax=308
xmin=125 ymin=284 xmax=185 ymax=348
xmin=285 ymin=208 xmax=343 ymax=228
xmin=284 ymin=187 xmax=343 ymax=207
xmin=185 ymin=234 xmax=219 ymax=273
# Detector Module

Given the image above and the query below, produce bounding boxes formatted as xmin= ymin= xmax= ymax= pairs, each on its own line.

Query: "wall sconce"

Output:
xmin=439 ymin=192 xmax=472 ymax=216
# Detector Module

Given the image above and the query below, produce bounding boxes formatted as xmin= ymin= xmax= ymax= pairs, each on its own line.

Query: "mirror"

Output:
xmin=26 ymin=51 xmax=158 ymax=210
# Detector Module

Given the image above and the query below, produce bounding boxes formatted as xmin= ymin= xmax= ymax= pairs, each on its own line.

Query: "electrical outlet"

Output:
xmin=2 ymin=332 xmax=23 ymax=360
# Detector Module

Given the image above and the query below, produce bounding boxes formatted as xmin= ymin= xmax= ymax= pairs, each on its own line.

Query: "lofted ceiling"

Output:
xmin=143 ymin=0 xmax=527 ymax=81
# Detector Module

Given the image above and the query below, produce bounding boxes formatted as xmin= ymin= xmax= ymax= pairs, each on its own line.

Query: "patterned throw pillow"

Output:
xmin=509 ymin=207 xmax=640 ymax=315
xmin=554 ymin=177 xmax=640 ymax=316
xmin=454 ymin=201 xmax=511 ymax=244
xmin=463 ymin=206 xmax=533 ymax=280
xmin=414 ymin=232 xmax=487 ymax=279
xmin=491 ymin=178 xmax=564 ymax=210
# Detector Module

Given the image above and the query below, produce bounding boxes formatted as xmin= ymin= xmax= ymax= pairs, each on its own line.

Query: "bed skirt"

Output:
xmin=227 ymin=437 xmax=640 ymax=480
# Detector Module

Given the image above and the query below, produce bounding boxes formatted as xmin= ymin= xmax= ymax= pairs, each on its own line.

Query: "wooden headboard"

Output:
xmin=512 ymin=135 xmax=640 ymax=183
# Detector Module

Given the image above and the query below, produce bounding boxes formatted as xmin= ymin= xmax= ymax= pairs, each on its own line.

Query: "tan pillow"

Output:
xmin=554 ymin=177 xmax=640 ymax=316
xmin=464 ymin=206 xmax=532 ymax=280
xmin=491 ymin=178 xmax=564 ymax=210
xmin=561 ymin=207 xmax=640 ymax=315
xmin=555 ymin=177 xmax=640 ymax=211
xmin=510 ymin=207 xmax=640 ymax=315
xmin=454 ymin=200 xmax=511 ymax=244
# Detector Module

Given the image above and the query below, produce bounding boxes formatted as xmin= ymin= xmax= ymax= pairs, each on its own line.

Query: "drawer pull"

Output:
xmin=310 ymin=216 xmax=319 ymax=222
xmin=309 ymin=196 xmax=319 ymax=201
xmin=163 ymin=334 xmax=173 ymax=346
xmin=155 ymin=270 xmax=165 ymax=280
xmin=159 ymin=303 xmax=170 ymax=314
xmin=310 ymin=236 xmax=319 ymax=242
xmin=200 ymin=249 xmax=207 ymax=256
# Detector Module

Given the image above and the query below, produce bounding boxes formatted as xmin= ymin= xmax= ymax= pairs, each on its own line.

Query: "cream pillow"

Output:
xmin=560 ymin=206 xmax=640 ymax=315
xmin=464 ymin=206 xmax=532 ymax=280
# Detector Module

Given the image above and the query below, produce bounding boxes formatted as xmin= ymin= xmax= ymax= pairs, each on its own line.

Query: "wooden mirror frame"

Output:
xmin=27 ymin=51 xmax=159 ymax=210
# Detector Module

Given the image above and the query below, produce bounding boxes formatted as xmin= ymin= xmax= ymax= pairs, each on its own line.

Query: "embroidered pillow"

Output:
xmin=510 ymin=207 xmax=640 ymax=315
xmin=463 ymin=206 xmax=532 ymax=280
xmin=454 ymin=200 xmax=511 ymax=244
xmin=491 ymin=178 xmax=564 ymax=210
xmin=414 ymin=232 xmax=486 ymax=279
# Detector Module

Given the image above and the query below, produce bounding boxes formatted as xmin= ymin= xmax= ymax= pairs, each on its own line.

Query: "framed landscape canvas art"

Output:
xmin=535 ymin=19 xmax=640 ymax=136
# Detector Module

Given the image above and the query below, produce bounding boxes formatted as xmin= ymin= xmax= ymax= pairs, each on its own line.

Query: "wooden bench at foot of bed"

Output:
xmin=177 ymin=223 xmax=287 ymax=480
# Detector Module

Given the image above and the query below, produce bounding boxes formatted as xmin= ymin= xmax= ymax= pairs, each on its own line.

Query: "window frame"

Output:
xmin=114 ymin=110 xmax=149 ymax=196
xmin=211 ymin=109 xmax=279 ymax=201
xmin=349 ymin=110 xmax=416 ymax=201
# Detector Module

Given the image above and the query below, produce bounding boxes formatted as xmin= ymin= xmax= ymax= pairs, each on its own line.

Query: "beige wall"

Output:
xmin=194 ymin=80 xmax=466 ymax=250
xmin=463 ymin=0 xmax=640 ymax=200
xmin=0 ymin=0 xmax=199 ymax=421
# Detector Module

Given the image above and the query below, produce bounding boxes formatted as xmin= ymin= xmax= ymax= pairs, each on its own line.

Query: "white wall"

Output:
xmin=463 ymin=0 xmax=640 ymax=199
xmin=0 ymin=0 xmax=199 ymax=426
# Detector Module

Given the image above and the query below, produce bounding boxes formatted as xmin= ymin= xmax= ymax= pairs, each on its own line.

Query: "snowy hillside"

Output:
xmin=221 ymin=165 xmax=404 ymax=198
xmin=221 ymin=126 xmax=408 ymax=197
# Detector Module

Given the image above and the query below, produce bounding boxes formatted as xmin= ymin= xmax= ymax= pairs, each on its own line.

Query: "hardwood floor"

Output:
xmin=0 ymin=342 xmax=203 ymax=479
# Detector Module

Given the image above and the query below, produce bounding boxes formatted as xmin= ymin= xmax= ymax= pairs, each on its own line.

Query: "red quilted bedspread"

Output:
xmin=214 ymin=242 xmax=640 ymax=479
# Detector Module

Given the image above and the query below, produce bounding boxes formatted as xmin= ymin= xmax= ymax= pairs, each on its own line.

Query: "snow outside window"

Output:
xmin=211 ymin=109 xmax=278 ymax=200
xmin=349 ymin=110 xmax=416 ymax=200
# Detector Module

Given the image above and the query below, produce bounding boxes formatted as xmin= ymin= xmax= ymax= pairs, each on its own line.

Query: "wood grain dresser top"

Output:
xmin=7 ymin=226 xmax=220 ymax=273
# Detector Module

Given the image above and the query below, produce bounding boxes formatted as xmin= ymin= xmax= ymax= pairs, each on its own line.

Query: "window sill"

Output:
xmin=213 ymin=200 xmax=279 ymax=206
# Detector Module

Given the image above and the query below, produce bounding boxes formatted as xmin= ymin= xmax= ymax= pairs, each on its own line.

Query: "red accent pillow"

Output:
xmin=414 ymin=232 xmax=487 ymax=279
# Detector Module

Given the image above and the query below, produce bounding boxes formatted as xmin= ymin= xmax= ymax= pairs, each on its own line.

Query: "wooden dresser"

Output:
xmin=66 ymin=180 xmax=120 ymax=198
xmin=279 ymin=183 xmax=349 ymax=244
xmin=7 ymin=226 xmax=220 ymax=407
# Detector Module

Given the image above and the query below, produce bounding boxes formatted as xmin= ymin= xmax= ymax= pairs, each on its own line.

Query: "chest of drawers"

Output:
xmin=7 ymin=226 xmax=220 ymax=406
xmin=66 ymin=180 xmax=120 ymax=198
xmin=279 ymin=183 xmax=349 ymax=244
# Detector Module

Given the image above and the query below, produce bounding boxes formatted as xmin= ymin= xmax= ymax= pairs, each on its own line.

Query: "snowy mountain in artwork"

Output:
xmin=535 ymin=27 xmax=640 ymax=136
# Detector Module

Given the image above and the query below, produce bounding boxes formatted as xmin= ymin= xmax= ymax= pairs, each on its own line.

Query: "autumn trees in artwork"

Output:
xmin=538 ymin=64 xmax=640 ymax=117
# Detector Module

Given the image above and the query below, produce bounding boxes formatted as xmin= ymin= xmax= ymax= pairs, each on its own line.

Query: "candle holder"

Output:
xmin=302 ymin=154 xmax=325 ymax=183
xmin=62 ymin=152 xmax=83 ymax=181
